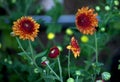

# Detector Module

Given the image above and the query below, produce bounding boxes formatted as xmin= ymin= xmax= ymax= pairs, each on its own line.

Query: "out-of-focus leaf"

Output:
xmin=18 ymin=52 xmax=31 ymax=56
xmin=46 ymin=24 xmax=62 ymax=33
xmin=34 ymin=50 xmax=48 ymax=60
xmin=46 ymin=1 xmax=63 ymax=22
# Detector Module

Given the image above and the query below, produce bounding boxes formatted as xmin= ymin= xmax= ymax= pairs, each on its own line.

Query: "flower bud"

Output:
xmin=114 ymin=0 xmax=119 ymax=6
xmin=10 ymin=32 xmax=15 ymax=37
xmin=100 ymin=27 xmax=105 ymax=32
xmin=95 ymin=6 xmax=101 ymax=11
xmin=81 ymin=35 xmax=89 ymax=43
xmin=48 ymin=46 xmax=60 ymax=58
xmin=8 ymin=60 xmax=12 ymax=65
xmin=66 ymin=28 xmax=73 ymax=35
xmin=4 ymin=58 xmax=8 ymax=62
xmin=75 ymin=70 xmax=81 ymax=76
xmin=101 ymin=72 xmax=111 ymax=80
xmin=57 ymin=45 xmax=63 ymax=51
xmin=105 ymin=5 xmax=110 ymax=11
xmin=96 ymin=79 xmax=104 ymax=82
xmin=92 ymin=63 xmax=96 ymax=68
xmin=41 ymin=56 xmax=47 ymax=62
xmin=67 ymin=77 xmax=75 ymax=82
xmin=47 ymin=32 xmax=55 ymax=40
xmin=34 ymin=68 xmax=39 ymax=74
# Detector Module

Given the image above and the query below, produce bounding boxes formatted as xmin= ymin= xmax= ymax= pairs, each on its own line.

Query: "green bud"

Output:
xmin=96 ymin=80 xmax=104 ymax=82
xmin=114 ymin=0 xmax=119 ymax=6
xmin=66 ymin=28 xmax=73 ymax=35
xmin=102 ymin=72 xmax=111 ymax=80
xmin=105 ymin=5 xmax=110 ymax=11
xmin=118 ymin=59 xmax=120 ymax=63
xmin=118 ymin=64 xmax=120 ymax=70
xmin=92 ymin=63 xmax=96 ymax=68
xmin=34 ymin=68 xmax=39 ymax=74
xmin=57 ymin=46 xmax=63 ymax=51
xmin=100 ymin=27 xmax=105 ymax=32
xmin=67 ymin=77 xmax=75 ymax=82
xmin=4 ymin=58 xmax=7 ymax=62
xmin=75 ymin=70 xmax=81 ymax=76
xmin=12 ymin=0 xmax=16 ymax=3
xmin=8 ymin=60 xmax=12 ymax=65
xmin=41 ymin=56 xmax=47 ymax=62
xmin=95 ymin=6 xmax=100 ymax=11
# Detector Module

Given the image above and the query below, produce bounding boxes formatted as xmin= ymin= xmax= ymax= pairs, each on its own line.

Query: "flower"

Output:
xmin=48 ymin=46 xmax=60 ymax=58
xmin=67 ymin=37 xmax=80 ymax=58
xmin=75 ymin=7 xmax=98 ymax=35
xmin=12 ymin=16 xmax=40 ymax=41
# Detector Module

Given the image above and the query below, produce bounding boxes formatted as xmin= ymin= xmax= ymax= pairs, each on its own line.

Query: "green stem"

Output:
xmin=28 ymin=40 xmax=34 ymax=58
xmin=46 ymin=63 xmax=61 ymax=81
xmin=57 ymin=57 xmax=63 ymax=82
xmin=68 ymin=50 xmax=70 ymax=78
xmin=76 ymin=76 xmax=79 ymax=82
xmin=95 ymin=32 xmax=98 ymax=63
xmin=28 ymin=40 xmax=40 ymax=69
xmin=16 ymin=37 xmax=32 ymax=61
xmin=14 ymin=69 xmax=26 ymax=82
xmin=16 ymin=38 xmax=42 ymax=72
xmin=37 ymin=37 xmax=45 ymax=50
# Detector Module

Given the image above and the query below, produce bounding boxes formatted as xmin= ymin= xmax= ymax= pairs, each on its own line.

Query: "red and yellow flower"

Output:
xmin=75 ymin=7 xmax=98 ymax=35
xmin=67 ymin=37 xmax=80 ymax=58
xmin=12 ymin=16 xmax=40 ymax=41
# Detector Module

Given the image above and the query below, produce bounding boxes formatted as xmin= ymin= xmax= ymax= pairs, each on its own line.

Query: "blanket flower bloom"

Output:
xmin=67 ymin=37 xmax=80 ymax=58
xmin=75 ymin=7 xmax=98 ymax=35
xmin=12 ymin=16 xmax=40 ymax=41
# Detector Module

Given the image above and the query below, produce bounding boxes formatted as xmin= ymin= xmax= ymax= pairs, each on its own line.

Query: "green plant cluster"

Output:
xmin=0 ymin=0 xmax=120 ymax=82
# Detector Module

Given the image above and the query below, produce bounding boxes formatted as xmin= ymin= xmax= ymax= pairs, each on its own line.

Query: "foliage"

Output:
xmin=0 ymin=0 xmax=120 ymax=82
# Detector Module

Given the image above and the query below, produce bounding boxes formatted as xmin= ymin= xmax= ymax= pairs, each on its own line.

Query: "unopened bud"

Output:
xmin=67 ymin=77 xmax=75 ymax=82
xmin=102 ymin=72 xmax=111 ymax=80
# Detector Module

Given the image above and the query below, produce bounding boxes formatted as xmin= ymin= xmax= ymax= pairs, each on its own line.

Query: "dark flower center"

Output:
xmin=20 ymin=19 xmax=34 ymax=34
xmin=77 ymin=14 xmax=91 ymax=28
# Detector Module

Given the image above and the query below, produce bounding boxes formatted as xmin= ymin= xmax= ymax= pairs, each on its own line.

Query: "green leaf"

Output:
xmin=17 ymin=52 xmax=31 ymax=56
xmin=46 ymin=1 xmax=63 ymax=22
xmin=44 ymin=75 xmax=58 ymax=80
xmin=46 ymin=24 xmax=62 ymax=33
xmin=34 ymin=50 xmax=48 ymax=60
